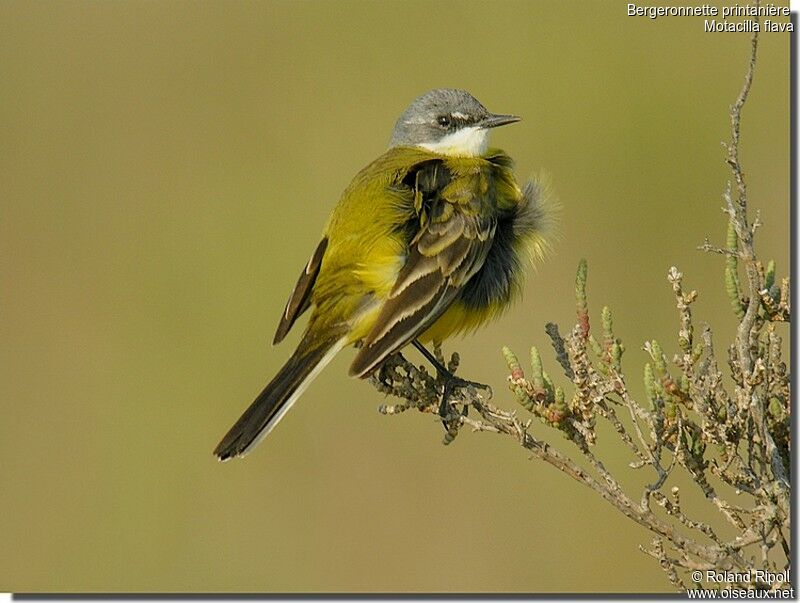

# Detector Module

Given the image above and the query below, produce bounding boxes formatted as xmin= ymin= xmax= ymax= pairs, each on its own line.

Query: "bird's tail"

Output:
xmin=214 ymin=334 xmax=346 ymax=461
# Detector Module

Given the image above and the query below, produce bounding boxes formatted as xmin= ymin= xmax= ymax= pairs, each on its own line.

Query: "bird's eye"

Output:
xmin=437 ymin=115 xmax=452 ymax=128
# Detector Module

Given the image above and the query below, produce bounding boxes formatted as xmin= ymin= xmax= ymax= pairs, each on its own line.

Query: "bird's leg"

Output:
xmin=411 ymin=340 xmax=492 ymax=427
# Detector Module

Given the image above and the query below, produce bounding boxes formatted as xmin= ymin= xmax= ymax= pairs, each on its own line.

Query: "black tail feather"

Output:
xmin=214 ymin=337 xmax=340 ymax=461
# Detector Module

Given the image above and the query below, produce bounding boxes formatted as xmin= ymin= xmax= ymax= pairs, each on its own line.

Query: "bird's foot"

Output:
xmin=437 ymin=374 xmax=492 ymax=437
xmin=409 ymin=339 xmax=492 ymax=439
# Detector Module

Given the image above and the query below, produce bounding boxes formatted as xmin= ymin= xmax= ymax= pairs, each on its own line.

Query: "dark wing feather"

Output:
xmin=349 ymin=268 xmax=458 ymax=377
xmin=273 ymin=237 xmax=328 ymax=345
xmin=349 ymin=197 xmax=494 ymax=378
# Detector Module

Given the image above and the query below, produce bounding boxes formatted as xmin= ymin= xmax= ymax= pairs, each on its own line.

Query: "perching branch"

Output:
xmin=369 ymin=12 xmax=789 ymax=592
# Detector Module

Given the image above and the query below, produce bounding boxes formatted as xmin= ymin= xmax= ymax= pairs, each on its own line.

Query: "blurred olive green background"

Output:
xmin=1 ymin=0 xmax=789 ymax=593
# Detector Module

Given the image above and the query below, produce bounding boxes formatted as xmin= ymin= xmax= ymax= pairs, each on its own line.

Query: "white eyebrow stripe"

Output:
xmin=451 ymin=111 xmax=469 ymax=120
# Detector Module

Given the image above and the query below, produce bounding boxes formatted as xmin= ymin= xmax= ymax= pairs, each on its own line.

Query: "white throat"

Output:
xmin=418 ymin=126 xmax=489 ymax=157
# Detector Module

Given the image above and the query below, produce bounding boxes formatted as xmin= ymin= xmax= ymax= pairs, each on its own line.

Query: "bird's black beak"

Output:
xmin=480 ymin=113 xmax=522 ymax=129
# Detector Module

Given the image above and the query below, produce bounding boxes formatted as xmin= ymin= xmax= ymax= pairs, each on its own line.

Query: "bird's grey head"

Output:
xmin=389 ymin=88 xmax=520 ymax=157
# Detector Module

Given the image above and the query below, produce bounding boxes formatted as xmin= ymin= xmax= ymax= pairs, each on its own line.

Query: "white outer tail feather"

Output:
xmin=233 ymin=338 xmax=347 ymax=459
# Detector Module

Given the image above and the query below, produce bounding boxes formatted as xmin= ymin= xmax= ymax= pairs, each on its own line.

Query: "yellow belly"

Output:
xmin=419 ymin=300 xmax=502 ymax=344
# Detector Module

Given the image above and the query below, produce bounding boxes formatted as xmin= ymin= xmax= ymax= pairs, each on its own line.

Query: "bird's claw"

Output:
xmin=437 ymin=374 xmax=491 ymax=432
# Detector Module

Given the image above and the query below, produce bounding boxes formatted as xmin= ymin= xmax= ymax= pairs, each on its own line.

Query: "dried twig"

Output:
xmin=369 ymin=11 xmax=789 ymax=592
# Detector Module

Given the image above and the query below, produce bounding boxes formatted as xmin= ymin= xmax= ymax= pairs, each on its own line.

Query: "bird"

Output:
xmin=214 ymin=88 xmax=556 ymax=461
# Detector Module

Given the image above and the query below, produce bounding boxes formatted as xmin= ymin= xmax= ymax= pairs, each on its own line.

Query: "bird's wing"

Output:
xmin=273 ymin=237 xmax=328 ymax=345
xmin=349 ymin=162 xmax=495 ymax=378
